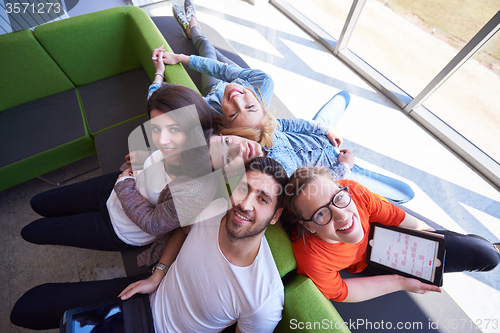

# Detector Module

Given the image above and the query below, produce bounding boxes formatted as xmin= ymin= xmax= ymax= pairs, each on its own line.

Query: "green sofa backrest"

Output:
xmin=0 ymin=29 xmax=75 ymax=112
xmin=33 ymin=6 xmax=197 ymax=91
xmin=265 ymin=223 xmax=297 ymax=278
xmin=276 ymin=274 xmax=351 ymax=333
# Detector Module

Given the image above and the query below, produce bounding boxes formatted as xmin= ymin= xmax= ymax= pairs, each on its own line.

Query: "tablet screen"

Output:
xmin=72 ymin=303 xmax=124 ymax=333
xmin=366 ymin=223 xmax=445 ymax=286
xmin=61 ymin=294 xmax=154 ymax=333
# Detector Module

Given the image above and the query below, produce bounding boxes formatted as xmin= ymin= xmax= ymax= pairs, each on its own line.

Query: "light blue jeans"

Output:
xmin=313 ymin=91 xmax=415 ymax=203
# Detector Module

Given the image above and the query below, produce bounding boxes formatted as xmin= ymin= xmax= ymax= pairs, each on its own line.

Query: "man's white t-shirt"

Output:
xmin=107 ymin=150 xmax=170 ymax=246
xmin=150 ymin=198 xmax=284 ymax=333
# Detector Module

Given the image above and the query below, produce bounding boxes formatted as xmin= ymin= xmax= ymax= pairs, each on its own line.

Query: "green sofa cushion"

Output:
xmin=125 ymin=6 xmax=197 ymax=90
xmin=276 ymin=273 xmax=351 ymax=333
xmin=0 ymin=87 xmax=94 ymax=192
xmin=0 ymin=29 xmax=75 ymax=112
xmin=78 ymin=68 xmax=151 ymax=134
xmin=265 ymin=224 xmax=297 ymax=278
xmin=0 ymin=135 xmax=95 ymax=192
xmin=95 ymin=115 xmax=149 ymax=174
xmin=0 ymin=89 xmax=89 ymax=168
xmin=33 ymin=6 xmax=197 ymax=91
xmin=0 ymin=7 xmax=201 ymax=191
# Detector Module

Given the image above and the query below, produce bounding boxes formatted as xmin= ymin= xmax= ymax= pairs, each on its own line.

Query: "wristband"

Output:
xmin=151 ymin=263 xmax=168 ymax=275
xmin=154 ymin=72 xmax=165 ymax=80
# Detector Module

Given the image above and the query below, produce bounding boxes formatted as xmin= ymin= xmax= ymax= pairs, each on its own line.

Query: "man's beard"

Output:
xmin=225 ymin=208 xmax=273 ymax=241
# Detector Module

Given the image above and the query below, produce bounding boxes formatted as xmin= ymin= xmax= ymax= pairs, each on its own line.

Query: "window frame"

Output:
xmin=272 ymin=0 xmax=500 ymax=189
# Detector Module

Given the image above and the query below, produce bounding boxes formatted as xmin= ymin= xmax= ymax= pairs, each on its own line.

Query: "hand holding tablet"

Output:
xmin=366 ymin=223 xmax=446 ymax=287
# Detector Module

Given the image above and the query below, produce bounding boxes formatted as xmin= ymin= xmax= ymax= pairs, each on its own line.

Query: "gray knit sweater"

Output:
xmin=114 ymin=174 xmax=218 ymax=266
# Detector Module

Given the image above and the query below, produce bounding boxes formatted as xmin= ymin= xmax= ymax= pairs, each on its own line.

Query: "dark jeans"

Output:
xmin=362 ymin=230 xmax=500 ymax=276
xmin=22 ymin=172 xmax=136 ymax=251
xmin=435 ymin=230 xmax=500 ymax=272
xmin=10 ymin=273 xmax=148 ymax=330
xmin=191 ymin=25 xmax=236 ymax=96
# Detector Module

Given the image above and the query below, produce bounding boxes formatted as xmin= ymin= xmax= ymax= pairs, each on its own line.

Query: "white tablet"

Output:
xmin=366 ymin=223 xmax=446 ymax=286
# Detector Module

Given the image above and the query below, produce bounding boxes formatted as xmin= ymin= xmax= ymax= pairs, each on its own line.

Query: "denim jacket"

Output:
xmin=266 ymin=118 xmax=351 ymax=180
xmin=148 ymin=83 xmax=162 ymax=100
xmin=189 ymin=55 xmax=274 ymax=116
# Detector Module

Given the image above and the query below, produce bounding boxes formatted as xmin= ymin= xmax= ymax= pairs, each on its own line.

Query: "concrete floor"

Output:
xmin=2 ymin=0 xmax=499 ymax=332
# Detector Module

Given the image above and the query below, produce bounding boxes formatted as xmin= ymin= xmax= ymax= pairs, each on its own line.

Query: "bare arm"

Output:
xmin=151 ymin=45 xmax=167 ymax=83
xmin=342 ymin=275 xmax=441 ymax=303
xmin=118 ymin=226 xmax=191 ymax=300
xmin=154 ymin=50 xmax=190 ymax=66
xmin=326 ymin=126 xmax=343 ymax=147
xmin=398 ymin=212 xmax=435 ymax=231
xmin=337 ymin=149 xmax=354 ymax=169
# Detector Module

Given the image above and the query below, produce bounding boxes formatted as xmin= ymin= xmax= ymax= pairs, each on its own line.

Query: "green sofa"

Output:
xmin=0 ymin=6 xmax=350 ymax=332
xmin=266 ymin=224 xmax=350 ymax=333
xmin=0 ymin=6 xmax=196 ymax=191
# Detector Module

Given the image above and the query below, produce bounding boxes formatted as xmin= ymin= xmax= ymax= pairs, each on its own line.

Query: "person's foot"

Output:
xmin=172 ymin=4 xmax=190 ymax=39
xmin=185 ymin=0 xmax=196 ymax=22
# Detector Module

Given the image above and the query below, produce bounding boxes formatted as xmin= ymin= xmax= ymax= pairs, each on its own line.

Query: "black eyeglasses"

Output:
xmin=303 ymin=187 xmax=351 ymax=225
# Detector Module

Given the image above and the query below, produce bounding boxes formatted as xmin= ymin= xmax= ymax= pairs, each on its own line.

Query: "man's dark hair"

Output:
xmin=245 ymin=157 xmax=288 ymax=209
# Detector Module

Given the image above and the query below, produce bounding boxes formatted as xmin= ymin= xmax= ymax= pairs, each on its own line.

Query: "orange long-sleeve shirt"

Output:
xmin=293 ymin=180 xmax=406 ymax=302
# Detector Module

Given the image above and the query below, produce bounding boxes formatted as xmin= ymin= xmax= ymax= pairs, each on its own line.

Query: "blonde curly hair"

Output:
xmin=214 ymin=87 xmax=278 ymax=148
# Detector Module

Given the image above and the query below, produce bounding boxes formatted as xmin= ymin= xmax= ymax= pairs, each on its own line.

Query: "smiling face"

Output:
xmin=225 ymin=170 xmax=283 ymax=240
xmin=150 ymin=109 xmax=188 ymax=165
xmin=295 ymin=176 xmax=364 ymax=244
xmin=221 ymin=83 xmax=265 ymax=128
xmin=209 ymin=134 xmax=265 ymax=174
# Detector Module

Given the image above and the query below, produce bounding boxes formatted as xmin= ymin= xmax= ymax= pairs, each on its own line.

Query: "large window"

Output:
xmin=349 ymin=0 xmax=500 ymax=163
xmin=349 ymin=0 xmax=460 ymax=98
xmin=273 ymin=0 xmax=500 ymax=186
xmin=424 ymin=31 xmax=500 ymax=163
xmin=285 ymin=0 xmax=350 ymax=41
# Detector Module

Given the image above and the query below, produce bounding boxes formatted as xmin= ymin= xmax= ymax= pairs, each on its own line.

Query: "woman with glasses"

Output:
xmin=281 ymin=166 xmax=500 ymax=303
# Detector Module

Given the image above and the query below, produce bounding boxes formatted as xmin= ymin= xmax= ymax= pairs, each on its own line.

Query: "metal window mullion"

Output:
xmin=409 ymin=104 xmax=500 ymax=189
xmin=270 ymin=0 xmax=337 ymax=52
xmin=404 ymin=10 xmax=500 ymax=113
xmin=334 ymin=0 xmax=367 ymax=55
